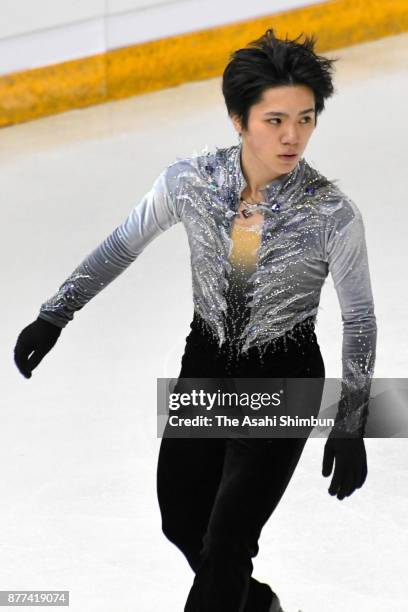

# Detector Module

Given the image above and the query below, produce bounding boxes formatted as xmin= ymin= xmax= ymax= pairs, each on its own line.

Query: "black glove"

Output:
xmin=14 ymin=317 xmax=62 ymax=379
xmin=322 ymin=432 xmax=367 ymax=500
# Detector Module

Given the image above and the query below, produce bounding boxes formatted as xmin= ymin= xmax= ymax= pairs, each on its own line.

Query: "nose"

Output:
xmin=281 ymin=124 xmax=299 ymax=145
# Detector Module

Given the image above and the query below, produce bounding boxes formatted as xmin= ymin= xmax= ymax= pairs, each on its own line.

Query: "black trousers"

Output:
xmin=157 ymin=313 xmax=325 ymax=612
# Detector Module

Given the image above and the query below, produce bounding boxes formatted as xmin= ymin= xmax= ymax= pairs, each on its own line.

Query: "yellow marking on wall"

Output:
xmin=0 ymin=0 xmax=407 ymax=128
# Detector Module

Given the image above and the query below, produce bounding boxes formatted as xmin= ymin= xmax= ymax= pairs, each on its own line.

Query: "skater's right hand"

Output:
xmin=14 ymin=317 xmax=62 ymax=379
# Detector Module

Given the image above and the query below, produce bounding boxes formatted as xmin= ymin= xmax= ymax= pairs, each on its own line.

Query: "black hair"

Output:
xmin=222 ymin=28 xmax=338 ymax=130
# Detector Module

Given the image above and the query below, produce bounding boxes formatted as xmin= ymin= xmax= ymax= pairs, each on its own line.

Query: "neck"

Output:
xmin=239 ymin=142 xmax=286 ymax=198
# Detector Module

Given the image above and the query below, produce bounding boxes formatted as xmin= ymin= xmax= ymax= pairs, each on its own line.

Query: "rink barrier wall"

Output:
xmin=1 ymin=0 xmax=407 ymax=128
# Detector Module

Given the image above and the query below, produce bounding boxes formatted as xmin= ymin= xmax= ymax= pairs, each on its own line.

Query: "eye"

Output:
xmin=267 ymin=116 xmax=313 ymax=125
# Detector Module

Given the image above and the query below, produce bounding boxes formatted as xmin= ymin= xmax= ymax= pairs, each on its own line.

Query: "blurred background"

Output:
xmin=1 ymin=2 xmax=407 ymax=611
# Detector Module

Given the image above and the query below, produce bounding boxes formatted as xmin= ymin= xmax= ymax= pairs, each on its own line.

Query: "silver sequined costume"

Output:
xmin=38 ymin=142 xmax=377 ymax=434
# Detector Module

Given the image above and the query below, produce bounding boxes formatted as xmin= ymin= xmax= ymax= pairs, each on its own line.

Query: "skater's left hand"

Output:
xmin=322 ymin=433 xmax=367 ymax=500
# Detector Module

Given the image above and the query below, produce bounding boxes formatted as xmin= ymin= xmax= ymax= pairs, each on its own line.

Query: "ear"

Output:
xmin=230 ymin=114 xmax=242 ymax=135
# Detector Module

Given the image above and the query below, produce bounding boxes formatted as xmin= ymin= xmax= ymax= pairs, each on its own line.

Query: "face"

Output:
xmin=232 ymin=84 xmax=316 ymax=173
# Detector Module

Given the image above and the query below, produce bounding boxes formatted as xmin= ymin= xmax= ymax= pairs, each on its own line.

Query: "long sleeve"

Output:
xmin=38 ymin=168 xmax=179 ymax=328
xmin=325 ymin=200 xmax=377 ymax=436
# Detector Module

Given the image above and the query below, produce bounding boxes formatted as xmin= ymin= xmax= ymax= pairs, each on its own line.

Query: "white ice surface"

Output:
xmin=1 ymin=33 xmax=407 ymax=612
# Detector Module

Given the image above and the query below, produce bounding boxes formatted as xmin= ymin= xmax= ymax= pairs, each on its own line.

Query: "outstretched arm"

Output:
xmin=14 ymin=167 xmax=180 ymax=378
xmin=38 ymin=168 xmax=180 ymax=327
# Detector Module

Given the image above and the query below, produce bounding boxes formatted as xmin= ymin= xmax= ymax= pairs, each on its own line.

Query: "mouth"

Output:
xmin=278 ymin=153 xmax=298 ymax=160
